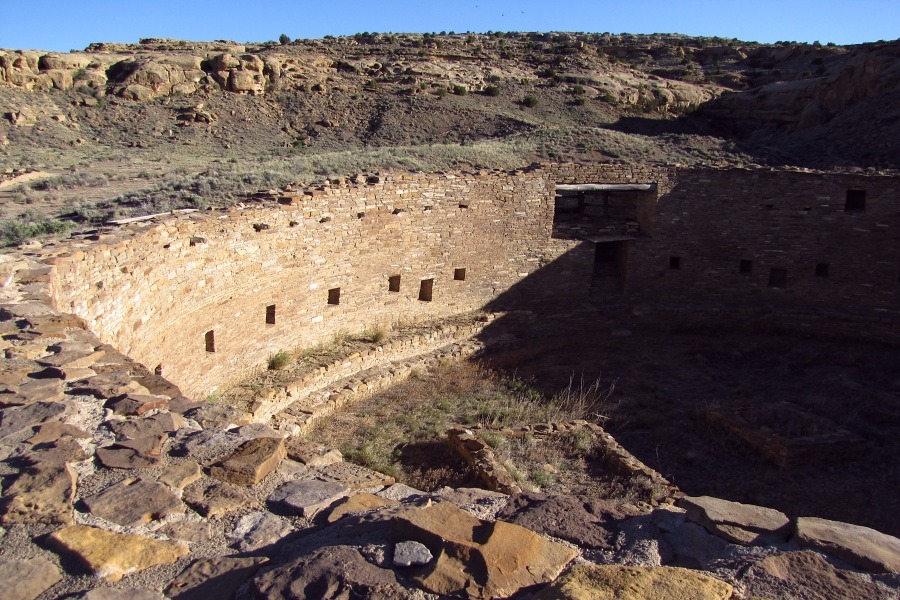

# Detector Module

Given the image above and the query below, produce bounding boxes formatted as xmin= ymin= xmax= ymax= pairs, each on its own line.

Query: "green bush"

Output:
xmin=521 ymin=95 xmax=538 ymax=108
xmin=452 ymin=84 xmax=468 ymax=96
xmin=268 ymin=350 xmax=292 ymax=370
xmin=483 ymin=85 xmax=501 ymax=97
xmin=279 ymin=33 xmax=290 ymax=45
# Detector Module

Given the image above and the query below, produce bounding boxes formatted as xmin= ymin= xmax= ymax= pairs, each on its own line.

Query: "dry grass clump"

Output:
xmin=309 ymin=360 xmax=615 ymax=490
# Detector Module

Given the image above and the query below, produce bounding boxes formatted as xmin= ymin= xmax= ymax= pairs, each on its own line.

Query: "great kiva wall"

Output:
xmin=43 ymin=163 xmax=900 ymax=399
xmin=1 ymin=162 xmax=899 ymax=598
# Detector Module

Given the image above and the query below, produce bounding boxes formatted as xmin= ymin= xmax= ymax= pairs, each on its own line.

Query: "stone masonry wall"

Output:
xmin=46 ymin=164 xmax=899 ymax=402
xmin=48 ymin=170 xmax=554 ymax=398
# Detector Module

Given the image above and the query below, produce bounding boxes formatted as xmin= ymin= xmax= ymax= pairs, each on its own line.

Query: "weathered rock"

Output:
xmin=81 ymin=478 xmax=183 ymax=527
xmin=229 ymin=512 xmax=294 ymax=551
xmin=72 ymin=373 xmax=149 ymax=399
xmin=794 ymin=516 xmax=900 ymax=573
xmin=184 ymin=403 xmax=251 ymax=429
xmin=48 ymin=525 xmax=188 ymax=582
xmin=497 ymin=491 xmax=643 ymax=550
xmin=393 ymin=540 xmax=433 ymax=567
xmin=0 ymin=462 xmax=75 ymax=525
xmin=209 ymin=436 xmax=285 ymax=486
xmin=0 ymin=557 xmax=62 ymax=600
xmin=156 ymin=519 xmax=212 ymax=543
xmin=534 ymin=564 xmax=733 ymax=600
xmin=27 ymin=421 xmax=89 ymax=444
xmin=107 ymin=412 xmax=183 ymax=441
xmin=740 ymin=550 xmax=893 ymax=600
xmin=37 ymin=348 xmax=105 ymax=369
xmin=95 ymin=444 xmax=160 ymax=469
xmin=392 ymin=502 xmax=578 ymax=598
xmin=27 ymin=436 xmax=89 ymax=465
xmin=327 ymin=492 xmax=399 ymax=523
xmin=0 ymin=401 xmax=67 ymax=438
xmin=105 ymin=394 xmax=169 ymax=416
xmin=268 ymin=479 xmax=349 ymax=518
xmin=183 ymin=479 xmax=249 ymax=518
xmin=76 ymin=588 xmax=166 ymax=600
xmin=285 ymin=437 xmax=343 ymax=466
xmin=159 ymin=461 xmax=202 ymax=489
xmin=165 ymin=556 xmax=268 ymax=600
xmin=678 ymin=495 xmax=791 ymax=545
xmin=312 ymin=461 xmax=395 ymax=490
xmin=115 ymin=433 xmax=166 ymax=456
xmin=248 ymin=545 xmax=409 ymax=599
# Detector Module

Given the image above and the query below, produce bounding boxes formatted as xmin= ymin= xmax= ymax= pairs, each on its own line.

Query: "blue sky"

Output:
xmin=2 ymin=1 xmax=897 ymax=52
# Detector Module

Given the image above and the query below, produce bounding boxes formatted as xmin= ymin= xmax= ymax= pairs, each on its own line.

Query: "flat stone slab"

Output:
xmin=0 ymin=401 xmax=67 ymax=438
xmin=392 ymin=502 xmax=578 ymax=598
xmin=159 ymin=461 xmax=202 ymax=489
xmin=81 ymin=477 xmax=184 ymax=527
xmin=165 ymin=556 xmax=268 ymax=600
xmin=105 ymin=394 xmax=169 ymax=416
xmin=794 ymin=516 xmax=900 ymax=573
xmin=95 ymin=445 xmax=160 ymax=469
xmin=27 ymin=421 xmax=89 ymax=444
xmin=183 ymin=480 xmax=250 ymax=518
xmin=48 ymin=525 xmax=188 ymax=582
xmin=229 ymin=512 xmax=294 ymax=551
xmin=678 ymin=495 xmax=791 ymax=545
xmin=0 ymin=556 xmax=62 ymax=600
xmin=268 ymin=480 xmax=349 ymax=518
xmin=157 ymin=520 xmax=213 ymax=543
xmin=0 ymin=462 xmax=75 ymax=525
xmin=312 ymin=461 xmax=396 ymax=490
xmin=534 ymin=565 xmax=733 ymax=600
xmin=183 ymin=403 xmax=251 ymax=429
xmin=327 ymin=492 xmax=399 ymax=524
xmin=71 ymin=373 xmax=149 ymax=399
xmin=76 ymin=588 xmax=166 ymax=600
xmin=209 ymin=436 xmax=285 ymax=486
xmin=285 ymin=438 xmax=343 ymax=467
xmin=107 ymin=412 xmax=183 ymax=441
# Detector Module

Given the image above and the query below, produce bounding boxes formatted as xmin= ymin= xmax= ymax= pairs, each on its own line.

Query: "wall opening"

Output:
xmin=740 ymin=260 xmax=753 ymax=274
xmin=845 ymin=190 xmax=866 ymax=212
xmin=419 ymin=279 xmax=434 ymax=302
xmin=815 ymin=263 xmax=830 ymax=277
xmin=458 ymin=203 xmax=469 ymax=209
xmin=328 ymin=288 xmax=341 ymax=305
xmin=454 ymin=268 xmax=467 ymax=281
xmin=388 ymin=275 xmax=401 ymax=292
xmin=768 ymin=268 xmax=787 ymax=288
xmin=154 ymin=364 xmax=163 ymax=376
xmin=592 ymin=241 xmax=628 ymax=293
xmin=266 ymin=304 xmax=276 ymax=324
xmin=669 ymin=256 xmax=682 ymax=270
xmin=205 ymin=330 xmax=215 ymax=353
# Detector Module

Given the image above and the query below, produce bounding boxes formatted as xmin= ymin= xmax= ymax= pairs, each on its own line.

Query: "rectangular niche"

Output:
xmin=845 ymin=190 xmax=866 ymax=212
xmin=328 ymin=288 xmax=341 ymax=305
xmin=266 ymin=304 xmax=276 ymax=324
xmin=815 ymin=263 xmax=829 ymax=277
xmin=205 ymin=330 xmax=215 ymax=353
xmin=768 ymin=268 xmax=787 ymax=288
xmin=418 ymin=279 xmax=434 ymax=302
xmin=740 ymin=260 xmax=753 ymax=274
xmin=453 ymin=268 xmax=467 ymax=281
xmin=388 ymin=275 xmax=401 ymax=292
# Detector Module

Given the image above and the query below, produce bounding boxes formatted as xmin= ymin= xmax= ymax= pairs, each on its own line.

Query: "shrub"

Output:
xmin=452 ymin=84 xmax=468 ymax=96
xmin=279 ymin=33 xmax=291 ymax=45
xmin=483 ymin=85 xmax=501 ymax=97
xmin=268 ymin=350 xmax=292 ymax=370
xmin=362 ymin=324 xmax=387 ymax=344
xmin=521 ymin=95 xmax=538 ymax=108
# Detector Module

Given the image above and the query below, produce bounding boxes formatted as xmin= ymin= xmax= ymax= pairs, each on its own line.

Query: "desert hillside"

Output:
xmin=1 ymin=32 xmax=898 ymax=240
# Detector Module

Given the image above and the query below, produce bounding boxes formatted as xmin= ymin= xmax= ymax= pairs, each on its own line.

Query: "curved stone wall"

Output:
xmin=48 ymin=170 xmax=555 ymax=398
xmin=46 ymin=163 xmax=900 ymax=400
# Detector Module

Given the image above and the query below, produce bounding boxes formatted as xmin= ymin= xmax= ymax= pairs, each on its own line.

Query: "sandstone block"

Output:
xmin=534 ymin=564 xmax=733 ymax=600
xmin=105 ymin=393 xmax=169 ymax=416
xmin=229 ymin=512 xmax=294 ymax=551
xmin=209 ymin=436 xmax=285 ymax=486
xmin=48 ymin=525 xmax=188 ymax=582
xmin=165 ymin=556 xmax=268 ymax=600
xmin=0 ymin=462 xmax=75 ymax=525
xmin=0 ymin=557 xmax=62 ymax=600
xmin=393 ymin=540 xmax=433 ymax=567
xmin=159 ymin=461 xmax=202 ymax=489
xmin=678 ymin=495 xmax=791 ymax=545
xmin=268 ymin=479 xmax=349 ymax=518
xmin=81 ymin=477 xmax=184 ymax=527
xmin=326 ymin=492 xmax=399 ymax=523
xmin=183 ymin=479 xmax=249 ymax=518
xmin=285 ymin=437 xmax=342 ymax=466
xmin=794 ymin=516 xmax=900 ymax=573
